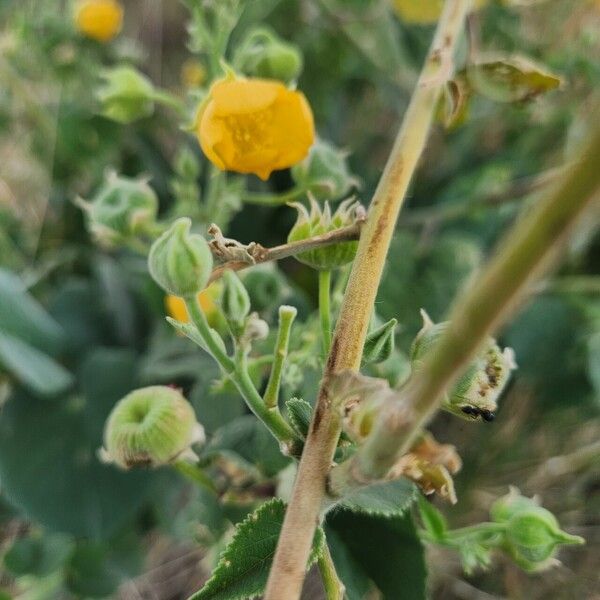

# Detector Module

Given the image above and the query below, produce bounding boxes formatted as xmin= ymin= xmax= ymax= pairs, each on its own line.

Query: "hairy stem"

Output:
xmin=319 ymin=270 xmax=332 ymax=356
xmin=264 ymin=306 xmax=297 ymax=409
xmin=264 ymin=2 xmax=473 ymax=598
xmin=242 ymin=185 xmax=306 ymax=206
xmin=184 ymin=296 xmax=297 ymax=449
xmin=329 ymin=115 xmax=600 ymax=494
xmin=208 ymin=222 xmax=363 ymax=284
xmin=317 ymin=544 xmax=345 ymax=600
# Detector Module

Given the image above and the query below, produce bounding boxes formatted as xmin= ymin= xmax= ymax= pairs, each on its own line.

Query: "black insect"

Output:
xmin=460 ymin=405 xmax=496 ymax=422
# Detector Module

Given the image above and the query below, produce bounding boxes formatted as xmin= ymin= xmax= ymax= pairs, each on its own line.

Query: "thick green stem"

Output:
xmin=184 ymin=296 xmax=297 ymax=449
xmin=174 ymin=460 xmax=217 ymax=494
xmin=319 ymin=270 xmax=332 ymax=356
xmin=264 ymin=2 xmax=473 ymax=598
xmin=317 ymin=545 xmax=345 ymax=600
xmin=264 ymin=306 xmax=297 ymax=409
xmin=242 ymin=185 xmax=306 ymax=206
xmin=329 ymin=113 xmax=600 ymax=495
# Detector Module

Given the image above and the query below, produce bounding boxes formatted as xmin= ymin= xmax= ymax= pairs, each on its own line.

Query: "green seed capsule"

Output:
xmin=291 ymin=139 xmax=359 ymax=201
xmin=287 ymin=197 xmax=363 ymax=271
xmin=410 ymin=310 xmax=516 ymax=421
xmin=148 ymin=218 xmax=213 ymax=297
xmin=101 ymin=386 xmax=204 ymax=469
xmin=491 ymin=487 xmax=584 ymax=572
xmin=221 ymin=270 xmax=251 ymax=333
xmin=77 ymin=172 xmax=158 ymax=247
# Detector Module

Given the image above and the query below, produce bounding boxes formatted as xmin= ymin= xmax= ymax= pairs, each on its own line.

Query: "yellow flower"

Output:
xmin=166 ymin=282 xmax=222 ymax=328
xmin=196 ymin=77 xmax=315 ymax=181
xmin=74 ymin=0 xmax=123 ymax=42
xmin=392 ymin=0 xmax=487 ymax=24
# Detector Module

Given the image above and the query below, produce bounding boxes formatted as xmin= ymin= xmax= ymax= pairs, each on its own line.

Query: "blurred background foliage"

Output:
xmin=0 ymin=0 xmax=598 ymax=598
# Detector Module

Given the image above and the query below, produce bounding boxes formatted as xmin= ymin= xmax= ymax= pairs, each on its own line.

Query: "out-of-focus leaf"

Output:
xmin=0 ymin=390 xmax=159 ymax=538
xmin=0 ymin=269 xmax=65 ymax=355
xmin=587 ymin=331 xmax=600 ymax=399
xmin=0 ymin=331 xmax=73 ymax=398
xmin=466 ymin=54 xmax=561 ymax=103
xmin=417 ymin=495 xmax=447 ymax=542
xmin=326 ymin=510 xmax=427 ymax=599
xmin=189 ymin=498 xmax=324 ymax=600
xmin=4 ymin=533 xmax=73 ymax=577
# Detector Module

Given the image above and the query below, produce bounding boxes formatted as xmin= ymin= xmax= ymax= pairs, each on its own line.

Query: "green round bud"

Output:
xmin=291 ymin=140 xmax=359 ymax=201
xmin=78 ymin=172 xmax=158 ymax=247
xmin=148 ymin=218 xmax=213 ymax=297
xmin=243 ymin=265 xmax=287 ymax=313
xmin=410 ymin=310 xmax=516 ymax=422
xmin=221 ymin=270 xmax=251 ymax=333
xmin=236 ymin=27 xmax=303 ymax=83
xmin=287 ymin=197 xmax=363 ymax=271
xmin=101 ymin=386 xmax=204 ymax=469
xmin=96 ymin=66 xmax=156 ymax=124
xmin=491 ymin=488 xmax=584 ymax=572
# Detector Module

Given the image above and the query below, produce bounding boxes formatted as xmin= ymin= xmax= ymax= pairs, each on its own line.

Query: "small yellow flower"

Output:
xmin=181 ymin=59 xmax=207 ymax=89
xmin=74 ymin=0 xmax=123 ymax=43
xmin=196 ymin=77 xmax=315 ymax=181
xmin=392 ymin=0 xmax=487 ymax=24
xmin=166 ymin=282 xmax=222 ymax=327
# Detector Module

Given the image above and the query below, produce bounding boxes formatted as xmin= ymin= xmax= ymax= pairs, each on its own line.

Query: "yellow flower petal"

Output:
xmin=74 ymin=0 xmax=123 ymax=42
xmin=196 ymin=77 xmax=315 ymax=180
xmin=165 ymin=283 xmax=222 ymax=327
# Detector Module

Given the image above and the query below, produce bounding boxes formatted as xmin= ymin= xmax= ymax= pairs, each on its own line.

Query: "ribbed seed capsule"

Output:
xmin=101 ymin=386 xmax=204 ymax=469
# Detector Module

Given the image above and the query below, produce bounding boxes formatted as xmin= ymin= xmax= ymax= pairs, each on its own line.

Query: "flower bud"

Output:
xmin=148 ymin=218 xmax=213 ymax=297
xmin=236 ymin=28 xmax=303 ymax=83
xmin=74 ymin=0 xmax=123 ymax=43
xmin=363 ymin=318 xmax=397 ymax=364
xmin=221 ymin=270 xmax=251 ymax=333
xmin=287 ymin=197 xmax=363 ymax=271
xmin=242 ymin=265 xmax=287 ymax=313
xmin=291 ymin=140 xmax=359 ymax=201
xmin=96 ymin=65 xmax=156 ymax=124
xmin=101 ymin=386 xmax=204 ymax=469
xmin=77 ymin=172 xmax=158 ymax=247
xmin=491 ymin=487 xmax=584 ymax=572
xmin=410 ymin=310 xmax=516 ymax=422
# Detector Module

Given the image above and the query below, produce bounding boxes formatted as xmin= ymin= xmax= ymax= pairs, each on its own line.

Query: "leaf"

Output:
xmin=0 ymin=331 xmax=74 ymax=398
xmin=417 ymin=495 xmax=447 ymax=542
xmin=332 ymin=477 xmax=418 ymax=518
xmin=326 ymin=510 xmax=427 ymax=599
xmin=0 ymin=269 xmax=65 ymax=355
xmin=189 ymin=498 xmax=324 ymax=600
xmin=285 ymin=397 xmax=312 ymax=438
xmin=0 ymin=390 xmax=161 ymax=538
xmin=4 ymin=533 xmax=73 ymax=577
xmin=466 ymin=54 xmax=561 ymax=103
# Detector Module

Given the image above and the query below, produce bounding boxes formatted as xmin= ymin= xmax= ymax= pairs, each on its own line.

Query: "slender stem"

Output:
xmin=173 ymin=460 xmax=217 ymax=494
xmin=319 ymin=270 xmax=332 ymax=356
xmin=207 ymin=222 xmax=363 ymax=284
xmin=317 ymin=544 xmax=345 ymax=600
xmin=264 ymin=306 xmax=297 ymax=409
xmin=264 ymin=3 xmax=473 ymax=598
xmin=151 ymin=89 xmax=186 ymax=115
xmin=329 ymin=112 xmax=600 ymax=495
xmin=234 ymin=349 xmax=298 ymax=448
xmin=184 ymin=296 xmax=297 ymax=448
xmin=242 ymin=186 xmax=306 ymax=206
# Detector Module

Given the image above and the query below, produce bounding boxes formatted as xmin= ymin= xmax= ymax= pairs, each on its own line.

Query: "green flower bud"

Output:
xmin=96 ymin=65 xmax=156 ymax=124
xmin=221 ymin=270 xmax=251 ymax=333
xmin=363 ymin=318 xmax=397 ymax=364
xmin=101 ymin=386 xmax=204 ymax=469
xmin=76 ymin=172 xmax=158 ymax=247
xmin=291 ymin=139 xmax=359 ymax=201
xmin=287 ymin=197 xmax=363 ymax=271
xmin=491 ymin=487 xmax=584 ymax=572
xmin=148 ymin=218 xmax=213 ymax=297
xmin=235 ymin=27 xmax=303 ymax=83
xmin=410 ymin=310 xmax=516 ymax=422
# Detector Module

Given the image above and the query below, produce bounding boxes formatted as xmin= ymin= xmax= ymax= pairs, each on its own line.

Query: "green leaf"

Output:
xmin=4 ymin=533 xmax=73 ymax=577
xmin=0 ymin=331 xmax=73 ymax=398
xmin=332 ymin=477 xmax=418 ymax=518
xmin=0 ymin=269 xmax=65 ymax=355
xmin=326 ymin=510 xmax=427 ymax=599
xmin=417 ymin=495 xmax=447 ymax=542
xmin=466 ymin=54 xmax=561 ymax=103
xmin=189 ymin=498 xmax=324 ymax=600
xmin=285 ymin=397 xmax=312 ymax=438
